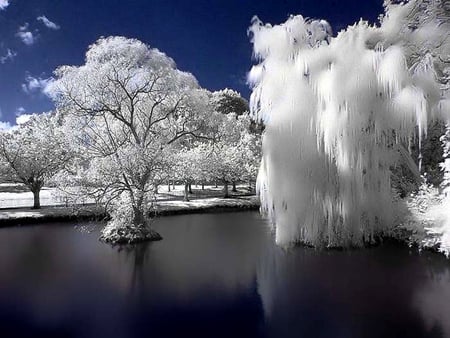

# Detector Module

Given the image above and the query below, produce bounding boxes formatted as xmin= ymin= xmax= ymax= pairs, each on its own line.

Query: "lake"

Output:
xmin=0 ymin=211 xmax=449 ymax=338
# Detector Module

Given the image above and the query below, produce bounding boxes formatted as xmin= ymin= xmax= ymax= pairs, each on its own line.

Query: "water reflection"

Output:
xmin=257 ymin=241 xmax=450 ymax=337
xmin=0 ymin=213 xmax=449 ymax=337
xmin=414 ymin=262 xmax=450 ymax=337
xmin=114 ymin=243 xmax=151 ymax=297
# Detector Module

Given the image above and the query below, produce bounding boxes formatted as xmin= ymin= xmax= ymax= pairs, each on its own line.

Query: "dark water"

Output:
xmin=0 ymin=212 xmax=449 ymax=338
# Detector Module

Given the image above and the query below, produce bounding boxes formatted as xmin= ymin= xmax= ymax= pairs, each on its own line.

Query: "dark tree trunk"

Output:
xmin=201 ymin=182 xmax=205 ymax=190
xmin=154 ymin=184 xmax=158 ymax=194
xmin=32 ymin=189 xmax=41 ymax=209
xmin=215 ymin=180 xmax=218 ymax=188
xmin=184 ymin=183 xmax=190 ymax=202
xmin=133 ymin=206 xmax=146 ymax=227
xmin=232 ymin=181 xmax=237 ymax=192
xmin=188 ymin=183 xmax=193 ymax=194
xmin=168 ymin=180 xmax=171 ymax=192
xmin=224 ymin=181 xmax=229 ymax=198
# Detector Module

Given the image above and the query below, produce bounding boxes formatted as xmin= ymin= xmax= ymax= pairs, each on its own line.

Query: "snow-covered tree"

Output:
xmin=172 ymin=145 xmax=207 ymax=201
xmin=210 ymin=89 xmax=249 ymax=116
xmin=383 ymin=0 xmax=450 ymax=182
xmin=440 ymin=123 xmax=450 ymax=196
xmin=0 ymin=112 xmax=73 ymax=209
xmin=49 ymin=36 xmax=210 ymax=243
xmin=205 ymin=113 xmax=259 ymax=197
xmin=239 ymin=131 xmax=261 ymax=191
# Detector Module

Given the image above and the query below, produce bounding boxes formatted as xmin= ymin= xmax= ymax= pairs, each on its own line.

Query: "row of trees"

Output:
xmin=0 ymin=37 xmax=261 ymax=244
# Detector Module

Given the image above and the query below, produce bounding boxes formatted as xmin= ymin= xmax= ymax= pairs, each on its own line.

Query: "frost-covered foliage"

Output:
xmin=99 ymin=194 xmax=162 ymax=244
xmin=0 ymin=112 xmax=73 ymax=209
xmin=210 ymin=88 xmax=249 ymax=116
xmin=401 ymin=182 xmax=450 ymax=257
xmin=170 ymin=111 xmax=261 ymax=198
xmin=441 ymin=123 xmax=450 ymax=196
xmin=249 ymin=1 xmax=446 ymax=248
xmin=49 ymin=36 xmax=209 ymax=243
xmin=203 ymin=113 xmax=260 ymax=196
xmin=172 ymin=145 xmax=207 ymax=201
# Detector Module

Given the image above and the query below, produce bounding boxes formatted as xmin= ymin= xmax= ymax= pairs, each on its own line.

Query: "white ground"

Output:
xmin=0 ymin=183 xmax=258 ymax=222
xmin=0 ymin=183 xmax=251 ymax=209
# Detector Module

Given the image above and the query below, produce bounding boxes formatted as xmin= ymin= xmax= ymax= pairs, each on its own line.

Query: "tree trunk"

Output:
xmin=132 ymin=189 xmax=147 ymax=228
xmin=224 ymin=181 xmax=229 ymax=198
xmin=154 ymin=184 xmax=158 ymax=194
xmin=188 ymin=183 xmax=193 ymax=194
xmin=232 ymin=181 xmax=237 ymax=192
xmin=133 ymin=206 xmax=146 ymax=227
xmin=184 ymin=183 xmax=190 ymax=202
xmin=32 ymin=188 xmax=41 ymax=209
xmin=168 ymin=180 xmax=171 ymax=192
xmin=215 ymin=180 xmax=218 ymax=188
xmin=202 ymin=182 xmax=205 ymax=190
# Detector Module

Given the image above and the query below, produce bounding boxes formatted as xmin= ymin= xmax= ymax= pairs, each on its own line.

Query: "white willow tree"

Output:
xmin=249 ymin=1 xmax=445 ymax=247
xmin=383 ymin=0 xmax=450 ymax=182
xmin=49 ymin=36 xmax=210 ymax=244
xmin=0 ymin=112 xmax=73 ymax=209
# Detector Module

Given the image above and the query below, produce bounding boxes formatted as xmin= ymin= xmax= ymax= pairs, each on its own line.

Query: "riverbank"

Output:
xmin=0 ymin=195 xmax=260 ymax=226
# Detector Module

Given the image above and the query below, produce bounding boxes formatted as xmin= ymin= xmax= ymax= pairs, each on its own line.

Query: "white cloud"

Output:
xmin=0 ymin=49 xmax=17 ymax=64
xmin=0 ymin=107 xmax=12 ymax=130
xmin=22 ymin=75 xmax=54 ymax=95
xmin=19 ymin=23 xmax=29 ymax=31
xmin=0 ymin=121 xmax=12 ymax=130
xmin=16 ymin=23 xmax=36 ymax=46
xmin=15 ymin=107 xmax=26 ymax=115
xmin=16 ymin=113 xmax=32 ymax=125
xmin=16 ymin=31 xmax=35 ymax=46
xmin=37 ymin=15 xmax=60 ymax=30
xmin=0 ymin=0 xmax=9 ymax=10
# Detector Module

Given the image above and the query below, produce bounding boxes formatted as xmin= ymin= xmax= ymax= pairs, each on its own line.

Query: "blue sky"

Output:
xmin=0 ymin=0 xmax=383 ymax=125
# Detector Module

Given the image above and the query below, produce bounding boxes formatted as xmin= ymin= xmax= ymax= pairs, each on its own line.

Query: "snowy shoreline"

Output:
xmin=0 ymin=195 xmax=260 ymax=226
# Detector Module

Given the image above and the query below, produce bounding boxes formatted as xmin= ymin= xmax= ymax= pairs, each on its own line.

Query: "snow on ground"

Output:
xmin=0 ymin=187 xmax=69 ymax=208
xmin=0 ymin=196 xmax=259 ymax=225
xmin=0 ymin=183 xmax=252 ymax=209
xmin=0 ymin=183 xmax=258 ymax=225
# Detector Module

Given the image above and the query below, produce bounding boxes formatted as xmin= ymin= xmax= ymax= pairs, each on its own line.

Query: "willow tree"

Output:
xmin=249 ymin=4 xmax=445 ymax=247
xmin=49 ymin=36 xmax=209 ymax=244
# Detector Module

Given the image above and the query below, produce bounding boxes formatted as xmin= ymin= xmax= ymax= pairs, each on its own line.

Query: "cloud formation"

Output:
xmin=22 ymin=75 xmax=54 ymax=95
xmin=0 ymin=0 xmax=9 ymax=10
xmin=16 ymin=23 xmax=36 ymax=45
xmin=16 ymin=113 xmax=32 ymax=125
xmin=0 ymin=121 xmax=12 ymax=130
xmin=37 ymin=15 xmax=60 ymax=30
xmin=15 ymin=107 xmax=26 ymax=116
xmin=0 ymin=49 xmax=17 ymax=64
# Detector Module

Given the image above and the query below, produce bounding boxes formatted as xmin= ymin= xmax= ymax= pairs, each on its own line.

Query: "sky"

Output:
xmin=0 ymin=0 xmax=384 ymax=126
